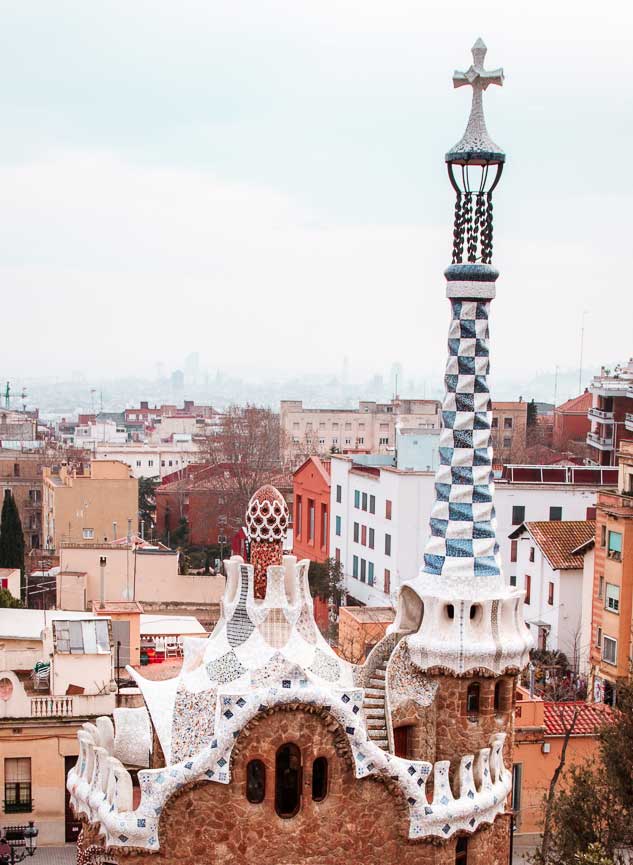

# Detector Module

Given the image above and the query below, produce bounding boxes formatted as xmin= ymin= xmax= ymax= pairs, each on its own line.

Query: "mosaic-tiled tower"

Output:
xmin=393 ymin=40 xmax=532 ymax=675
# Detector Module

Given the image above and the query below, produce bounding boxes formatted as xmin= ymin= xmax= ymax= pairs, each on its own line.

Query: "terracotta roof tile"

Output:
xmin=544 ymin=701 xmax=612 ymax=736
xmin=556 ymin=391 xmax=592 ymax=413
xmin=524 ymin=520 xmax=595 ymax=570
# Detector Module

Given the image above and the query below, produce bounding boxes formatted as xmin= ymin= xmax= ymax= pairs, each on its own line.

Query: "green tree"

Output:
xmin=0 ymin=490 xmax=25 ymax=597
xmin=138 ymin=477 xmax=159 ymax=537
xmin=535 ymin=680 xmax=633 ymax=864
xmin=0 ymin=588 xmax=23 ymax=608
xmin=172 ymin=516 xmax=189 ymax=549
xmin=575 ymin=843 xmax=616 ymax=865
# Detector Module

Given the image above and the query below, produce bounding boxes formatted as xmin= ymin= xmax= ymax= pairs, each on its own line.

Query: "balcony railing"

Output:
xmin=587 ymin=431 xmax=614 ymax=450
xmin=3 ymin=800 xmax=33 ymax=814
xmin=30 ymin=696 xmax=73 ymax=718
xmin=588 ymin=407 xmax=615 ymax=423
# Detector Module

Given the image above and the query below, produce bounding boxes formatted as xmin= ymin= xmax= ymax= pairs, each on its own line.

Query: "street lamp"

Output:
xmin=0 ymin=822 xmax=39 ymax=864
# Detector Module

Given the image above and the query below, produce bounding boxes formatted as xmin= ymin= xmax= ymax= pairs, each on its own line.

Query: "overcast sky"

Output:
xmin=1 ymin=0 xmax=631 ymax=389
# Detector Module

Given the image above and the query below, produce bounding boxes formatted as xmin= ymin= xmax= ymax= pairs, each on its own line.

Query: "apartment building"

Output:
xmin=590 ymin=439 xmax=633 ymax=705
xmin=587 ymin=360 xmax=633 ymax=466
xmin=280 ymin=398 xmax=441 ymax=467
xmin=330 ymin=456 xmax=615 ymax=607
xmin=0 ymin=452 xmax=47 ymax=552
xmin=0 ymin=609 xmax=116 ymax=844
xmin=93 ymin=442 xmax=200 ymax=479
xmin=293 ymin=456 xmax=331 ymax=564
xmin=508 ymin=520 xmax=595 ymax=670
xmin=490 ymin=400 xmax=528 ymax=460
xmin=552 ymin=391 xmax=592 ymax=449
xmin=42 ymin=460 xmax=138 ymax=551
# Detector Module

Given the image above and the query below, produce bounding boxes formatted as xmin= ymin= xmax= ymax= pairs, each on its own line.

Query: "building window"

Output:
xmin=368 ymin=527 xmax=375 ymax=549
xmin=82 ymin=528 xmax=95 ymax=540
xmin=136 ymin=460 xmax=142 ymax=467
xmin=509 ymin=575 xmax=517 ymax=587
xmin=361 ymin=492 xmax=368 ymax=511
xmin=335 ymin=516 xmax=341 ymax=537
xmin=548 ymin=582 xmax=554 ymax=605
xmin=510 ymin=540 xmax=518 ymax=563
xmin=607 ymin=531 xmax=622 ymax=561
xmin=369 ymin=495 xmax=376 ymax=514
xmin=601 ymin=525 xmax=606 ymax=546
xmin=296 ymin=496 xmax=302 ymax=538
xmin=148 ymin=460 xmax=153 ymax=467
xmin=466 ymin=683 xmax=480 ymax=718
xmin=549 ymin=506 xmax=562 ymax=521
xmin=529 ymin=547 xmax=535 ymax=563
xmin=503 ymin=436 xmax=512 ymax=448
xmin=352 ymin=556 xmax=359 ymax=578
xmin=504 ymin=417 xmax=513 ymax=429
xmin=598 ymin=575 xmax=604 ymax=599
xmin=336 ymin=484 xmax=342 ymax=504
xmin=357 ymin=437 xmax=364 ymax=445
xmin=353 ymin=522 xmax=359 ymax=543
xmin=494 ymin=680 xmax=503 ymax=714
xmin=335 ymin=547 xmax=340 ymax=562
xmin=605 ymin=583 xmax=620 ymax=613
xmin=596 ymin=626 xmax=602 ymax=648
xmin=393 ymin=725 xmax=414 ymax=759
xmin=311 ymin=757 xmax=328 ymax=802
xmin=524 ymin=574 xmax=531 ymax=605
xmin=603 ymin=636 xmax=617 ymax=665
xmin=512 ymin=505 xmax=525 ymax=525
xmin=385 ymin=499 xmax=392 ymax=520
xmin=455 ymin=836 xmax=468 ymax=864
xmin=354 ymin=490 xmax=360 ymax=508
xmin=384 ymin=569 xmax=391 ymax=594
xmin=368 ymin=562 xmax=374 ymax=586
xmin=275 ymin=743 xmax=301 ymax=818
xmin=246 ymin=759 xmax=266 ymax=804
xmin=308 ymin=500 xmax=315 ymax=543
xmin=379 ymin=437 xmax=389 ymax=445
xmin=360 ymin=559 xmax=366 ymax=583
xmin=385 ymin=533 xmax=391 ymax=556
xmin=53 ymin=619 xmax=110 ymax=654
xmin=4 ymin=758 xmax=32 ymax=813
xmin=345 ymin=422 xmax=352 ymax=431
xmin=586 ymin=506 xmax=597 ymax=520
xmin=491 ymin=417 xmax=498 ymax=429
xmin=320 ymin=505 xmax=328 ymax=549
xmin=361 ymin=525 xmax=367 ymax=546
xmin=511 ymin=763 xmax=523 ymax=814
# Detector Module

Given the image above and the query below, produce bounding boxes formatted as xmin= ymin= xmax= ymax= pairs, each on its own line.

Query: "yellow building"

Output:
xmin=0 ymin=609 xmax=116 ymax=844
xmin=43 ymin=460 xmax=138 ymax=551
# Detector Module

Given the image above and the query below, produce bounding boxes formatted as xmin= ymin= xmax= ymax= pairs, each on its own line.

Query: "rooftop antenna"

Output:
xmin=578 ymin=311 xmax=588 ymax=394
xmin=20 ymin=388 xmax=27 ymax=413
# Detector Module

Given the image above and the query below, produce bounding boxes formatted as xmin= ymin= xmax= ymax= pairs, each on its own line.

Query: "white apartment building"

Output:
xmin=508 ymin=521 xmax=595 ymax=673
xmin=281 ymin=398 xmax=441 ymax=467
xmin=331 ymin=456 xmax=612 ymax=606
xmin=74 ymin=420 xmax=128 ymax=448
xmin=93 ymin=443 xmax=200 ymax=479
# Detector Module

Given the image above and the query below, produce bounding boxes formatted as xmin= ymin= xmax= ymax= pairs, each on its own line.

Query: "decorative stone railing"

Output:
xmin=31 ymin=696 xmax=73 ymax=717
xmin=68 ymin=689 xmax=511 ymax=852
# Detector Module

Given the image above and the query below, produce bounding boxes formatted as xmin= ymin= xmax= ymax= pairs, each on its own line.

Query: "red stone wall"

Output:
xmin=82 ymin=707 xmax=510 ymax=865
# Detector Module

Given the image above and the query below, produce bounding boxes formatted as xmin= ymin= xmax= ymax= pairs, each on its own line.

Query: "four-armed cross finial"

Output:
xmin=446 ymin=38 xmax=505 ymax=163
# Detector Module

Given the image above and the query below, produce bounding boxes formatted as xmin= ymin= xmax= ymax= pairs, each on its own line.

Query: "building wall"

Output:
xmin=293 ymin=458 xmax=331 ymax=564
xmin=281 ymin=399 xmax=441 ymax=467
xmin=92 ymin=706 xmax=509 ymax=865
xmin=0 ymin=721 xmax=80 ymax=845
xmin=43 ymin=461 xmax=138 ymax=550
xmin=330 ymin=455 xmax=601 ymax=607
xmin=94 ymin=445 xmax=199 ymax=479
xmin=590 ymin=490 xmax=633 ymax=692
xmin=59 ymin=546 xmax=224 ymax=607
xmin=0 ymin=455 xmax=46 ymax=552
xmin=491 ymin=401 xmax=528 ymax=460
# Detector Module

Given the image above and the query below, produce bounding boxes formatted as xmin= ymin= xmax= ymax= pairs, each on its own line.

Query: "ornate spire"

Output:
xmin=446 ymin=38 xmax=505 ymax=164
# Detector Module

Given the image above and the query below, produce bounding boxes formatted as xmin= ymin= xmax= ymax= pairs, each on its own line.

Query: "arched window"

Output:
xmin=246 ymin=759 xmax=266 ymax=804
xmin=494 ymin=680 xmax=503 ymax=714
xmin=275 ymin=743 xmax=302 ymax=818
xmin=466 ymin=682 xmax=480 ymax=718
xmin=456 ymin=835 xmax=468 ymax=863
xmin=311 ymin=757 xmax=328 ymax=802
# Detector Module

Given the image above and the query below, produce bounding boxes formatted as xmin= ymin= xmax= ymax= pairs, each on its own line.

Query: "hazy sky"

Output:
xmin=1 ymin=0 xmax=632 ymax=388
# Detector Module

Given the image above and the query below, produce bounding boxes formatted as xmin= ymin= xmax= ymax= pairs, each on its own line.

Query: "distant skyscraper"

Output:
xmin=171 ymin=369 xmax=184 ymax=391
xmin=184 ymin=352 xmax=200 ymax=386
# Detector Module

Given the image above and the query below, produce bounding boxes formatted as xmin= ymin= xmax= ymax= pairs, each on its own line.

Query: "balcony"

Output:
xmin=29 ymin=692 xmax=115 ymax=719
xmin=588 ymin=407 xmax=615 ymax=424
xmin=626 ymin=413 xmax=633 ymax=432
xmin=587 ymin=431 xmax=614 ymax=451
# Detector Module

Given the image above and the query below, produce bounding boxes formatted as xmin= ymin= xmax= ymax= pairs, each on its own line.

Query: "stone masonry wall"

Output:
xmin=79 ymin=707 xmax=511 ymax=865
